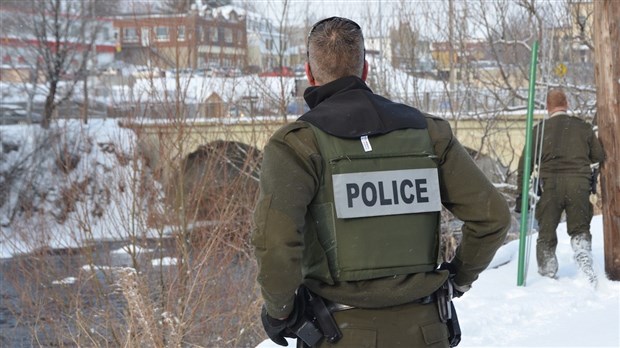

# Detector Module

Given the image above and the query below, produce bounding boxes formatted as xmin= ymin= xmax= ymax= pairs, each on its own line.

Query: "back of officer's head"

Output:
xmin=546 ymin=89 xmax=568 ymax=112
xmin=307 ymin=17 xmax=365 ymax=85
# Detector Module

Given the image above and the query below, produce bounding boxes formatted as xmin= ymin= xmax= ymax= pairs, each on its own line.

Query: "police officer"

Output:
xmin=252 ymin=17 xmax=510 ymax=347
xmin=516 ymin=89 xmax=604 ymax=283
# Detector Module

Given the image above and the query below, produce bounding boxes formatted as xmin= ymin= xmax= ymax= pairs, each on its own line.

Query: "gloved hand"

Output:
xmin=535 ymin=180 xmax=543 ymax=197
xmin=514 ymin=195 xmax=528 ymax=214
xmin=439 ymin=262 xmax=471 ymax=298
xmin=451 ymin=281 xmax=471 ymax=298
xmin=590 ymin=169 xmax=599 ymax=194
xmin=260 ymin=306 xmax=293 ymax=346
xmin=260 ymin=293 xmax=307 ymax=347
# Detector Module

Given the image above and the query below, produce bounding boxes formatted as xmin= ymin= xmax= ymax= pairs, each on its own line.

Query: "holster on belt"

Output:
xmin=436 ymin=280 xmax=462 ymax=347
xmin=294 ymin=286 xmax=343 ymax=347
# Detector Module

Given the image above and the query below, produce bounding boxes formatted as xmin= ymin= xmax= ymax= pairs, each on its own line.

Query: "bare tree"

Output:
xmin=470 ymin=0 xmax=597 ymax=112
xmin=253 ymin=0 xmax=293 ymax=119
xmin=161 ymin=0 xmax=233 ymax=14
xmin=10 ymin=0 xmax=102 ymax=128
xmin=162 ymin=0 xmax=193 ymax=13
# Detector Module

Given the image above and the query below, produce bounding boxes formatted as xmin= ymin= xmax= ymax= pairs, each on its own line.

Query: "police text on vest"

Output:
xmin=332 ymin=169 xmax=441 ymax=219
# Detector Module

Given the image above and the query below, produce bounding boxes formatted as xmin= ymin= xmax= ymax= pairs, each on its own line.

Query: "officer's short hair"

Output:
xmin=547 ymin=89 xmax=568 ymax=109
xmin=307 ymin=17 xmax=365 ymax=84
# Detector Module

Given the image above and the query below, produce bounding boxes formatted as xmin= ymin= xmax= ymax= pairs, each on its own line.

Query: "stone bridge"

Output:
xmin=123 ymin=113 xmax=547 ymax=186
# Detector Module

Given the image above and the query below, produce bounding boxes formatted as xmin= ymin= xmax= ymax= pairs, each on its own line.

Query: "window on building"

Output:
xmin=177 ymin=26 xmax=185 ymax=41
xmin=101 ymin=27 xmax=110 ymax=41
xmin=123 ymin=27 xmax=138 ymax=42
xmin=211 ymin=27 xmax=219 ymax=43
xmin=199 ymin=27 xmax=205 ymax=42
xmin=155 ymin=26 xmax=169 ymax=41
xmin=265 ymin=39 xmax=273 ymax=50
xmin=141 ymin=27 xmax=150 ymax=46
xmin=224 ymin=28 xmax=233 ymax=43
xmin=69 ymin=24 xmax=80 ymax=38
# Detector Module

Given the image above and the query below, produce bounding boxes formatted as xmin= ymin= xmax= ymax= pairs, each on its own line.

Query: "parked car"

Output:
xmin=224 ymin=67 xmax=242 ymax=77
xmin=0 ymin=104 xmax=42 ymax=125
xmin=293 ymin=65 xmax=305 ymax=77
xmin=197 ymin=66 xmax=226 ymax=77
xmin=258 ymin=66 xmax=295 ymax=77
xmin=132 ymin=67 xmax=164 ymax=79
xmin=227 ymin=104 xmax=251 ymax=117
xmin=244 ymin=65 xmax=261 ymax=75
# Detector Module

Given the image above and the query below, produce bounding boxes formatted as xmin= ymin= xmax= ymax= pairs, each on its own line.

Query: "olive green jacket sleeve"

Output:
xmin=589 ymin=131 xmax=604 ymax=164
xmin=426 ymin=116 xmax=510 ymax=288
xmin=252 ymin=122 xmax=321 ymax=318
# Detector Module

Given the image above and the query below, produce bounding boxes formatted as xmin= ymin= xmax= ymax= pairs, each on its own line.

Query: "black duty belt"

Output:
xmin=326 ymin=294 xmax=435 ymax=313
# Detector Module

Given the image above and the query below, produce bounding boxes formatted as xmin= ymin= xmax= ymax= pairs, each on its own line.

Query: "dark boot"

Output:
xmin=537 ymin=249 xmax=558 ymax=279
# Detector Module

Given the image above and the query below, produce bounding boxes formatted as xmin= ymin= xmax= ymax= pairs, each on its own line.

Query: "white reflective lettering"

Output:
xmin=333 ymin=169 xmax=441 ymax=219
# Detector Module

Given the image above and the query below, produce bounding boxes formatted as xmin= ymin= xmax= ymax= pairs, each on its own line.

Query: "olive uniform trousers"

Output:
xmin=535 ymin=176 xmax=593 ymax=269
xmin=314 ymin=301 xmax=450 ymax=348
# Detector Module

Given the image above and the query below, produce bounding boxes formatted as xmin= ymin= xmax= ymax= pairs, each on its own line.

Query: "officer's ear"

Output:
xmin=361 ymin=60 xmax=369 ymax=82
xmin=305 ymin=62 xmax=317 ymax=86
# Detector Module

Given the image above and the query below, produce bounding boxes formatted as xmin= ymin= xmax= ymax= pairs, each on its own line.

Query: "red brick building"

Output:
xmin=113 ymin=9 xmax=247 ymax=70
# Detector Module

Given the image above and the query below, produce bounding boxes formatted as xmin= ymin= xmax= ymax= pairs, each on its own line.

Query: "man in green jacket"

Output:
xmin=516 ymin=89 xmax=604 ymax=284
xmin=253 ymin=17 xmax=510 ymax=347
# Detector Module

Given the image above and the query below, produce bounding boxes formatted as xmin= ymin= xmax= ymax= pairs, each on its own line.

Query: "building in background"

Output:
xmin=568 ymin=0 xmax=593 ymax=63
xmin=230 ymin=6 xmax=290 ymax=73
xmin=0 ymin=6 xmax=116 ymax=83
xmin=113 ymin=7 xmax=247 ymax=71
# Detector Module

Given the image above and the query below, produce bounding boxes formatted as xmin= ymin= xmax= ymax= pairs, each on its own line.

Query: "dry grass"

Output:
xmin=1 ymin=98 xmax=265 ymax=347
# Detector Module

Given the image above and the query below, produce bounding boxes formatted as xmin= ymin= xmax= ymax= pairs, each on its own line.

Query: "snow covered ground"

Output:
xmin=257 ymin=215 xmax=620 ymax=348
xmin=1 ymin=116 xmax=617 ymax=348
xmin=0 ymin=119 xmax=164 ymax=258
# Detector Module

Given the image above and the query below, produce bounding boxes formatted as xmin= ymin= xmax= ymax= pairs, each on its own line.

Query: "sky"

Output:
xmin=163 ymin=0 xmax=451 ymax=41
xmin=116 ymin=0 xmax=473 ymax=42
xmin=1 ymin=120 xmax=618 ymax=348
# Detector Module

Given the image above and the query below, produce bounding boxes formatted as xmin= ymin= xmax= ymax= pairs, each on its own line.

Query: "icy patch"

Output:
xmin=151 ymin=257 xmax=177 ymax=266
xmin=52 ymin=277 xmax=77 ymax=285
xmin=111 ymin=244 xmax=155 ymax=255
xmin=81 ymin=264 xmax=136 ymax=272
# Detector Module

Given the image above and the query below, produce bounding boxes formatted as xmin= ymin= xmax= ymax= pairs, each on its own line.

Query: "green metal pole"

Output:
xmin=517 ymin=40 xmax=539 ymax=286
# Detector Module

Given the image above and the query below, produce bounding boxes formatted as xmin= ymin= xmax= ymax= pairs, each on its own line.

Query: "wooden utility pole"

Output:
xmin=593 ymin=0 xmax=620 ymax=280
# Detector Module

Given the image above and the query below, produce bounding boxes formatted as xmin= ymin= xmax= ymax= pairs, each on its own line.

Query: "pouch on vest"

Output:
xmin=305 ymin=125 xmax=441 ymax=282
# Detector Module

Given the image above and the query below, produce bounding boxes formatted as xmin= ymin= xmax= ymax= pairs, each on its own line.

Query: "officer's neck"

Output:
xmin=548 ymin=106 xmax=568 ymax=116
